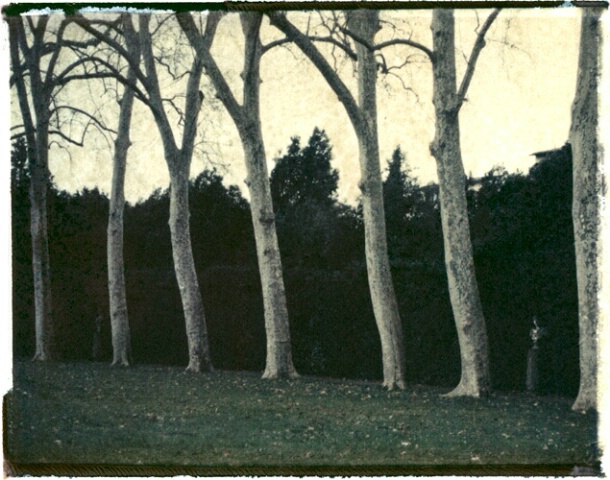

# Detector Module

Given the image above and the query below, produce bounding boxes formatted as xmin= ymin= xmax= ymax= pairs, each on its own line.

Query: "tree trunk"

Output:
xmin=430 ymin=10 xmax=490 ymax=397
xmin=30 ymin=120 xmax=54 ymax=361
xmin=135 ymin=15 xmax=213 ymax=372
xmin=180 ymin=12 xmax=298 ymax=379
xmin=570 ymin=7 xmax=603 ymax=413
xmin=107 ymin=51 xmax=136 ymax=366
xmin=168 ymin=159 xmax=213 ymax=373
xmin=241 ymin=13 xmax=297 ymax=379
xmin=242 ymin=128 xmax=298 ymax=379
xmin=349 ymin=10 xmax=406 ymax=390
xmin=9 ymin=19 xmax=54 ymax=361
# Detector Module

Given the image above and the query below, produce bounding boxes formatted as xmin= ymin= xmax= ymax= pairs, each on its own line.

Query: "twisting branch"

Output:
xmin=374 ymin=38 xmax=435 ymax=63
xmin=49 ymin=129 xmax=85 ymax=147
xmin=50 ymin=105 xmax=118 ymax=135
xmin=266 ymin=11 xmax=364 ymax=134
xmin=456 ymin=8 xmax=501 ymax=109
xmin=262 ymin=35 xmax=357 ymax=60
xmin=340 ymin=23 xmax=435 ymax=63
xmin=176 ymin=12 xmax=243 ymax=122
xmin=163 ymin=96 xmax=186 ymax=126
xmin=72 ymin=14 xmax=153 ymax=93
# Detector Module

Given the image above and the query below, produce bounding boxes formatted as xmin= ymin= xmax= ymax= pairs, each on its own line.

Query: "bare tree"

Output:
xmin=9 ymin=16 xmax=54 ymax=361
xmin=268 ymin=10 xmax=406 ymax=389
xmin=8 ymin=14 xmax=116 ymax=361
xmin=428 ymin=9 xmax=499 ymax=398
xmin=107 ymin=14 xmax=139 ymax=366
xmin=569 ymin=6 xmax=603 ymax=413
xmin=177 ymin=12 xmax=298 ymax=379
xmin=76 ymin=14 xmax=213 ymax=372
xmin=270 ymin=8 xmax=500 ymax=394
xmin=346 ymin=9 xmax=498 ymax=397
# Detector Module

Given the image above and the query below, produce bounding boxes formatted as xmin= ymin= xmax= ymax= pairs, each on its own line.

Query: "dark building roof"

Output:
xmin=531 ymin=143 xmax=571 ymax=162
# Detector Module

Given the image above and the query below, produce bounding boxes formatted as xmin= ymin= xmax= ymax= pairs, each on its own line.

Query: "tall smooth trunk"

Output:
xmin=350 ymin=10 xmax=406 ymax=390
xmin=136 ymin=15 xmax=213 ymax=372
xmin=107 ymin=76 xmax=136 ymax=366
xmin=30 ymin=120 xmax=54 ymax=361
xmin=242 ymin=126 xmax=297 ymax=379
xmin=430 ymin=10 xmax=490 ymax=397
xmin=570 ymin=7 xmax=603 ymax=413
xmin=168 ymin=160 xmax=213 ymax=373
xmin=241 ymin=14 xmax=297 ymax=379
xmin=9 ymin=19 xmax=54 ymax=361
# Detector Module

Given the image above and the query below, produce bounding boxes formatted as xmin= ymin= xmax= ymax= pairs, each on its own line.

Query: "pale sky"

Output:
xmin=13 ymin=7 xmax=581 ymax=205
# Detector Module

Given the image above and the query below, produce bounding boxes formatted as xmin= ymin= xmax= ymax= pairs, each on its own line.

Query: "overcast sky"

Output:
xmin=10 ymin=7 xmax=581 ymax=205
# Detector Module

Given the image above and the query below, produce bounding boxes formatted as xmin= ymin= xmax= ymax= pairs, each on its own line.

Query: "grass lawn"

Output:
xmin=4 ymin=360 xmax=599 ymax=475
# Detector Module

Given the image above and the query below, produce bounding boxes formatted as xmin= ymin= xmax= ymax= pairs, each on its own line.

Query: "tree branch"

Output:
xmin=50 ymin=105 xmax=118 ymax=135
xmin=138 ymin=14 xmax=178 ymax=154
xmin=456 ymin=8 xmax=501 ymax=109
xmin=266 ymin=11 xmax=364 ymax=133
xmin=177 ymin=12 xmax=244 ymax=123
xmin=72 ymin=14 xmax=152 ymax=93
xmin=340 ymin=23 xmax=435 ymax=63
xmin=49 ymin=129 xmax=85 ymax=147
xmin=374 ymin=38 xmax=435 ymax=63
xmin=262 ymin=35 xmax=357 ymax=60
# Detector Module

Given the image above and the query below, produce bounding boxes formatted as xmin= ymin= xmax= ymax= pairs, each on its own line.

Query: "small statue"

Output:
xmin=530 ymin=316 xmax=547 ymax=349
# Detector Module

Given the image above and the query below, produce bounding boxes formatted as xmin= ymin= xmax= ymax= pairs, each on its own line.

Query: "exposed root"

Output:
xmin=572 ymin=395 xmax=596 ymax=414
xmin=262 ymin=368 xmax=300 ymax=380
xmin=111 ymin=359 xmax=130 ymax=367
xmin=441 ymin=382 xmax=481 ymax=398
xmin=382 ymin=379 xmax=406 ymax=391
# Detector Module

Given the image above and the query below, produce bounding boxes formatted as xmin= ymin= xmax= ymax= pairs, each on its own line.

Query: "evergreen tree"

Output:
xmin=270 ymin=128 xmax=342 ymax=268
xmin=270 ymin=127 xmax=338 ymax=212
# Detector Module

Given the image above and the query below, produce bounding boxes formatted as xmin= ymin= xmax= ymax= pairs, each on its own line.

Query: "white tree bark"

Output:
xmin=107 ymin=14 xmax=137 ymax=366
xmin=178 ymin=12 xmax=298 ymax=379
xmin=348 ymin=10 xmax=406 ymax=390
xmin=74 ymin=14 xmax=214 ymax=372
xmin=168 ymin=158 xmax=213 ymax=372
xmin=137 ymin=15 xmax=213 ymax=372
xmin=570 ymin=7 xmax=603 ymax=413
xmin=430 ymin=10 xmax=490 ymax=397
xmin=241 ymin=13 xmax=297 ymax=379
xmin=268 ymin=11 xmax=405 ymax=389
xmin=9 ymin=17 xmax=54 ymax=361
xmin=30 ymin=114 xmax=54 ymax=361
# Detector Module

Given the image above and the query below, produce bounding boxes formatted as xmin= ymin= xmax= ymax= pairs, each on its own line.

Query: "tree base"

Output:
xmin=185 ymin=358 xmax=214 ymax=373
xmin=262 ymin=368 xmax=299 ymax=380
xmin=441 ymin=381 xmax=487 ymax=399
xmin=111 ymin=359 xmax=130 ymax=367
xmin=571 ymin=392 xmax=596 ymax=413
xmin=32 ymin=352 xmax=49 ymax=361
xmin=382 ymin=379 xmax=406 ymax=391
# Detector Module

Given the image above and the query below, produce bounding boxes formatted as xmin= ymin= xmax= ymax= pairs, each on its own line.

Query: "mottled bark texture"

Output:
xmin=107 ymin=14 xmax=137 ymax=366
xmin=569 ymin=7 xmax=603 ymax=413
xmin=138 ymin=15 xmax=213 ymax=372
xmin=241 ymin=14 xmax=297 ymax=379
xmin=9 ymin=17 xmax=54 ymax=361
xmin=268 ymin=10 xmax=405 ymax=389
xmin=177 ymin=12 xmax=298 ymax=379
xmin=168 ymin=161 xmax=213 ymax=373
xmin=348 ymin=10 xmax=406 ymax=390
xmin=430 ymin=10 xmax=490 ymax=397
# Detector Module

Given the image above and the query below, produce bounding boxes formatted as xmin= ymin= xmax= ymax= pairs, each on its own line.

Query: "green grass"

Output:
xmin=4 ymin=360 xmax=599 ymax=475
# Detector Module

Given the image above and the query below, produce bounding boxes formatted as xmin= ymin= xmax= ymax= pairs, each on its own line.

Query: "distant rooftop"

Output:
xmin=531 ymin=148 xmax=562 ymax=159
xmin=531 ymin=143 xmax=570 ymax=161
